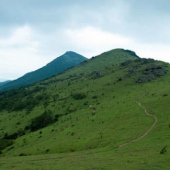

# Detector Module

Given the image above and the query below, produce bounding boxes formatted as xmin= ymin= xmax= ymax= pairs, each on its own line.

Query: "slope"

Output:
xmin=0 ymin=80 xmax=11 ymax=87
xmin=0 ymin=49 xmax=169 ymax=169
xmin=0 ymin=51 xmax=87 ymax=91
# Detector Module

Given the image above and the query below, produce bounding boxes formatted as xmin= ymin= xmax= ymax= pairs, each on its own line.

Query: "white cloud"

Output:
xmin=65 ymin=26 xmax=170 ymax=62
xmin=0 ymin=25 xmax=54 ymax=79
xmin=64 ymin=26 xmax=133 ymax=57
xmin=132 ymin=44 xmax=170 ymax=63
xmin=0 ymin=25 xmax=36 ymax=47
xmin=64 ymin=26 xmax=170 ymax=63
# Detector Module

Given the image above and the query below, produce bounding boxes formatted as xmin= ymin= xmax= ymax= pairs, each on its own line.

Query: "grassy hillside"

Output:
xmin=0 ymin=49 xmax=169 ymax=169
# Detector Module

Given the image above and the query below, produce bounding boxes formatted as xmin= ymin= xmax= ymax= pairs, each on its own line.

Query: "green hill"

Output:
xmin=0 ymin=49 xmax=169 ymax=170
xmin=0 ymin=51 xmax=87 ymax=91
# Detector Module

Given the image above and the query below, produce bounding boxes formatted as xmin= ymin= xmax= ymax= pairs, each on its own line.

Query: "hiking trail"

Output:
xmin=118 ymin=99 xmax=158 ymax=148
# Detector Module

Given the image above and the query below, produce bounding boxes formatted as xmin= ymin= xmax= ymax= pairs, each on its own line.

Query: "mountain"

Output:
xmin=0 ymin=49 xmax=169 ymax=169
xmin=0 ymin=80 xmax=11 ymax=87
xmin=0 ymin=51 xmax=87 ymax=91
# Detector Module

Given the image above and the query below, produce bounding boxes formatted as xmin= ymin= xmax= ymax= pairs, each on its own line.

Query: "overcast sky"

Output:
xmin=0 ymin=0 xmax=170 ymax=81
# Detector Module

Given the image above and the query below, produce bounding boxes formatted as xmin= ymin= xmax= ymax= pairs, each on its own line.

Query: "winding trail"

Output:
xmin=118 ymin=99 xmax=158 ymax=148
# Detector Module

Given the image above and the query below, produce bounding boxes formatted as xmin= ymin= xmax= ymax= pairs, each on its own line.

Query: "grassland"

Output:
xmin=0 ymin=49 xmax=169 ymax=169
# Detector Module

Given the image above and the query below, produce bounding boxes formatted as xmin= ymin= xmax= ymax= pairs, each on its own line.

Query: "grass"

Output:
xmin=0 ymin=49 xmax=170 ymax=169
xmin=1 ymin=144 xmax=169 ymax=170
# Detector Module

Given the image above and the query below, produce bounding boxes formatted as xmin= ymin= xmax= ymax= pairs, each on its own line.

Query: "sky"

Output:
xmin=0 ymin=0 xmax=170 ymax=81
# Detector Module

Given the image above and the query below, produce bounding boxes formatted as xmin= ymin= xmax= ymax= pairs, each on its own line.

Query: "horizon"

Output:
xmin=1 ymin=0 xmax=170 ymax=80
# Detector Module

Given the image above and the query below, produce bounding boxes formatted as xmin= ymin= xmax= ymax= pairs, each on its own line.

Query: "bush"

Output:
xmin=72 ymin=93 xmax=86 ymax=100
xmin=0 ymin=139 xmax=13 ymax=151
xmin=19 ymin=153 xmax=27 ymax=156
xmin=3 ymin=133 xmax=18 ymax=140
xmin=92 ymin=95 xmax=97 ymax=99
xmin=30 ymin=110 xmax=54 ymax=131
xmin=3 ymin=130 xmax=25 ymax=140
xmin=160 ymin=145 xmax=168 ymax=154
xmin=54 ymin=114 xmax=60 ymax=121
xmin=46 ymin=149 xmax=50 ymax=153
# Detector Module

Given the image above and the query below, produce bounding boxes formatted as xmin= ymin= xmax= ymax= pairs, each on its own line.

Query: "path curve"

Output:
xmin=118 ymin=100 xmax=158 ymax=148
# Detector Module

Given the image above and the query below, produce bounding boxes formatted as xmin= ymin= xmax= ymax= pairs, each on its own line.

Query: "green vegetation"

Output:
xmin=0 ymin=139 xmax=13 ymax=152
xmin=0 ymin=49 xmax=169 ymax=169
xmin=29 ymin=110 xmax=54 ymax=131
xmin=71 ymin=92 xmax=87 ymax=100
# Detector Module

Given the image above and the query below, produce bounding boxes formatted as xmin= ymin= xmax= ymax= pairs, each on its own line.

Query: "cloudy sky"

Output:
xmin=0 ymin=0 xmax=170 ymax=81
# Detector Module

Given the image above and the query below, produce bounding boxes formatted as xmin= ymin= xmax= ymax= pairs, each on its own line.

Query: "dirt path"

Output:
xmin=118 ymin=100 xmax=158 ymax=148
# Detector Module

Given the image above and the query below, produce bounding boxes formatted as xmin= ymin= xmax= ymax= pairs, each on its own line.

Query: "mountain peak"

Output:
xmin=63 ymin=51 xmax=85 ymax=57
xmin=0 ymin=52 xmax=87 ymax=91
xmin=65 ymin=51 xmax=76 ymax=54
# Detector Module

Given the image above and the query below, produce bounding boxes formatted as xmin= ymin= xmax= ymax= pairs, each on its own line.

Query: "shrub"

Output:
xmin=3 ymin=130 xmax=25 ymax=140
xmin=46 ymin=149 xmax=50 ymax=153
xmin=70 ymin=148 xmax=76 ymax=152
xmin=92 ymin=95 xmax=97 ymax=99
xmin=71 ymin=132 xmax=75 ymax=136
xmin=160 ymin=145 xmax=168 ymax=154
xmin=72 ymin=93 xmax=86 ymax=100
xmin=3 ymin=133 xmax=18 ymax=140
xmin=84 ymin=101 xmax=88 ymax=105
xmin=7 ymin=146 xmax=14 ymax=151
xmin=54 ymin=114 xmax=60 ymax=121
xmin=19 ymin=153 xmax=27 ymax=156
xmin=0 ymin=139 xmax=13 ymax=151
xmin=30 ymin=110 xmax=54 ymax=131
